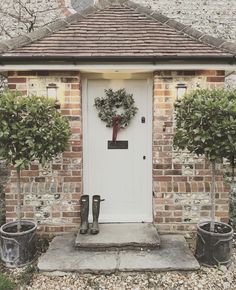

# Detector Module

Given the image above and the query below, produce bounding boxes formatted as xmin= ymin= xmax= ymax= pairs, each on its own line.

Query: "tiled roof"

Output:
xmin=0 ymin=0 xmax=235 ymax=59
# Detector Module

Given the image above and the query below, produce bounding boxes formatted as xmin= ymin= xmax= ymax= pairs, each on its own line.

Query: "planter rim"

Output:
xmin=197 ymin=220 xmax=233 ymax=237
xmin=0 ymin=220 xmax=37 ymax=236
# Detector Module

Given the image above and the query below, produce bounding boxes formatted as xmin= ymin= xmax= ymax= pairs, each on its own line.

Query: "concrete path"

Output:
xmin=38 ymin=234 xmax=200 ymax=274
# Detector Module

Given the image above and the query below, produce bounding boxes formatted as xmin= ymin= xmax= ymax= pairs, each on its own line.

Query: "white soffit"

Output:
xmin=0 ymin=63 xmax=236 ymax=73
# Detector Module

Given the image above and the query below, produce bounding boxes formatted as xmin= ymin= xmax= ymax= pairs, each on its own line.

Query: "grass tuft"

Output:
xmin=0 ymin=273 xmax=15 ymax=290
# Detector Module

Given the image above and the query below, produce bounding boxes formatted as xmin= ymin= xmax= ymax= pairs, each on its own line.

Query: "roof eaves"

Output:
xmin=0 ymin=55 xmax=234 ymax=62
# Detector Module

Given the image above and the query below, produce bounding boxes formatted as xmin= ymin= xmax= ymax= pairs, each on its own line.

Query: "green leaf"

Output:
xmin=0 ymin=90 xmax=71 ymax=168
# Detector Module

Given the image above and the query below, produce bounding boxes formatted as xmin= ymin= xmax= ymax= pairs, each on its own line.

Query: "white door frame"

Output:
xmin=82 ymin=73 xmax=153 ymax=222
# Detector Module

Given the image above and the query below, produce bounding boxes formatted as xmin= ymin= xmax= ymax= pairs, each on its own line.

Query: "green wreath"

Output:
xmin=94 ymin=88 xmax=138 ymax=128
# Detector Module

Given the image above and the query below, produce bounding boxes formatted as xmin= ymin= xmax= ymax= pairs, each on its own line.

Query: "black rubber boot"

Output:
xmin=79 ymin=195 xmax=89 ymax=234
xmin=91 ymin=195 xmax=102 ymax=235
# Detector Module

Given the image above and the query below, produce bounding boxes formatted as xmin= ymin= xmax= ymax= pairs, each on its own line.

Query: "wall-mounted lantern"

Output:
xmin=176 ymin=83 xmax=187 ymax=100
xmin=47 ymin=83 xmax=58 ymax=100
xmin=47 ymin=83 xmax=60 ymax=109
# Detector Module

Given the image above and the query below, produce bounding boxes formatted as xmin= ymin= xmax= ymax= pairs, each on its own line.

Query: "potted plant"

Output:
xmin=174 ymin=88 xmax=235 ymax=267
xmin=0 ymin=90 xmax=70 ymax=267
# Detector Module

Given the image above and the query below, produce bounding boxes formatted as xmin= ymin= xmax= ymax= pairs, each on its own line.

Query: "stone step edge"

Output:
xmin=74 ymin=242 xmax=161 ymax=251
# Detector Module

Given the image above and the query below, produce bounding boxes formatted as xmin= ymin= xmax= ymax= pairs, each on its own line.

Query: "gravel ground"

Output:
xmin=24 ymin=266 xmax=236 ymax=290
xmin=2 ymin=235 xmax=236 ymax=290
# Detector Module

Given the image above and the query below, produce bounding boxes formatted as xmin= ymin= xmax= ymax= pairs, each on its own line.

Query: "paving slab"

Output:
xmin=38 ymin=234 xmax=118 ymax=274
xmin=38 ymin=233 xmax=200 ymax=274
xmin=118 ymin=235 xmax=200 ymax=271
xmin=75 ymin=223 xmax=160 ymax=250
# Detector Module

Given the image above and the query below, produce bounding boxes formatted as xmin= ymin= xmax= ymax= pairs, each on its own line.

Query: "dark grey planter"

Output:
xmin=195 ymin=221 xmax=233 ymax=267
xmin=0 ymin=220 xmax=37 ymax=267
xmin=229 ymin=182 xmax=236 ymax=230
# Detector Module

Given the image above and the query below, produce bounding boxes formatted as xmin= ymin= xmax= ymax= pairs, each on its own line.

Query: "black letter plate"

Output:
xmin=108 ymin=141 xmax=128 ymax=149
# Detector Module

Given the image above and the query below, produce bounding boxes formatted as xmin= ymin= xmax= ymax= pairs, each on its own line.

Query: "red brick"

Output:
xmin=173 ymin=164 xmax=182 ymax=169
xmin=45 ymin=226 xmax=64 ymax=232
xmin=164 ymin=170 xmax=182 ymax=175
xmin=64 ymin=177 xmax=81 ymax=182
xmin=21 ymin=170 xmax=39 ymax=177
xmin=72 ymin=171 xmax=80 ymax=176
xmin=72 ymin=146 xmax=82 ymax=152
xmin=18 ymin=71 xmax=37 ymax=76
xmin=154 ymin=176 xmax=172 ymax=181
xmin=155 ymin=217 xmax=164 ymax=223
xmin=165 ymin=205 xmax=182 ymax=210
xmin=206 ymin=77 xmax=225 ymax=82
xmin=71 ymin=194 xmax=81 ymax=199
xmin=174 ymin=211 xmax=182 ymax=217
xmin=62 ymin=212 xmax=79 ymax=217
xmin=198 ymin=70 xmax=216 ymax=76
xmin=70 ymin=128 xmax=81 ymax=134
xmin=173 ymin=176 xmax=187 ymax=182
xmin=216 ymin=71 xmax=225 ymax=76
xmin=8 ymin=77 xmax=27 ymax=83
xmin=8 ymin=84 xmax=16 ymax=89
xmin=71 ymin=84 xmax=80 ymax=90
xmin=61 ymin=104 xmax=80 ymax=109
xmin=165 ymin=218 xmax=182 ymax=222
xmin=25 ymin=213 xmax=34 ymax=218
xmin=157 ymin=211 xmax=172 ymax=217
xmin=193 ymin=176 xmax=204 ymax=181
xmin=52 ymin=164 xmax=61 ymax=170
xmin=8 ymin=71 xmax=16 ymax=76
xmin=52 ymin=213 xmax=61 ymax=218
xmin=61 ymin=109 xmax=71 ymax=115
xmin=63 ymin=152 xmax=81 ymax=158
xmin=37 ymin=71 xmax=49 ymax=76
xmin=10 ymin=177 xmax=29 ymax=182
xmin=35 ymin=177 xmax=45 ymax=182
xmin=5 ymin=206 xmax=15 ymax=212
xmin=30 ymin=165 xmax=39 ymax=170
xmin=155 ymin=164 xmax=172 ymax=170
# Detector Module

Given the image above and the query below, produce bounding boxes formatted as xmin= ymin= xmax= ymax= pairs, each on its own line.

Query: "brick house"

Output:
xmin=0 ymin=0 xmax=236 ymax=235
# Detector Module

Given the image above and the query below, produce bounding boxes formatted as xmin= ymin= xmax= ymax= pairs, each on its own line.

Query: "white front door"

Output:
xmin=83 ymin=77 xmax=152 ymax=222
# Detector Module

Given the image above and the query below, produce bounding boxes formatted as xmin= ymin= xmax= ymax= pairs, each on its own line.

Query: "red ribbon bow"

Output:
xmin=112 ymin=115 xmax=122 ymax=142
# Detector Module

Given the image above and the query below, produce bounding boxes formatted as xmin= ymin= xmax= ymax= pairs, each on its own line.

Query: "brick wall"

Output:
xmin=6 ymin=71 xmax=82 ymax=236
xmin=5 ymin=69 xmax=230 ymax=235
xmin=153 ymin=70 xmax=229 ymax=232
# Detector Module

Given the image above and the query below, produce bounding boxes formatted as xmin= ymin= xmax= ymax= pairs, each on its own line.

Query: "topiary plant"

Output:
xmin=174 ymin=88 xmax=236 ymax=232
xmin=0 ymin=90 xmax=71 ymax=232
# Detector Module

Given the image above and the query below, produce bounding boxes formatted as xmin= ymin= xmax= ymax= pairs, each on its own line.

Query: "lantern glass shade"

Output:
xmin=47 ymin=83 xmax=58 ymax=100
xmin=176 ymin=83 xmax=187 ymax=100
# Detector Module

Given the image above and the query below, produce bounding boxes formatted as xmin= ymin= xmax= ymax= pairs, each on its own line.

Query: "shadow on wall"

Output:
xmin=0 ymin=161 xmax=10 ymax=226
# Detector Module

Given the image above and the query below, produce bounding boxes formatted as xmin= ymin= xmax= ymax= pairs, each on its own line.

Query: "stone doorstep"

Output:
xmin=75 ymin=223 xmax=161 ymax=251
xmin=38 ymin=234 xmax=200 ymax=274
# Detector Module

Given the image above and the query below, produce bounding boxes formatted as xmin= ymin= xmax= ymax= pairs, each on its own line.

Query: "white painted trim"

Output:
xmin=1 ymin=63 xmax=236 ymax=72
xmin=147 ymin=77 xmax=154 ymax=222
xmin=82 ymin=77 xmax=89 ymax=199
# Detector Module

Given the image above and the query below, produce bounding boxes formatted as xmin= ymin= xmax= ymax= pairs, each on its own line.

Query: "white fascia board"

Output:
xmin=0 ymin=63 xmax=236 ymax=72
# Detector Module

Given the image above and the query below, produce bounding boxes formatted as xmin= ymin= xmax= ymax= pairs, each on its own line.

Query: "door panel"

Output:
xmin=83 ymin=78 xmax=152 ymax=222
